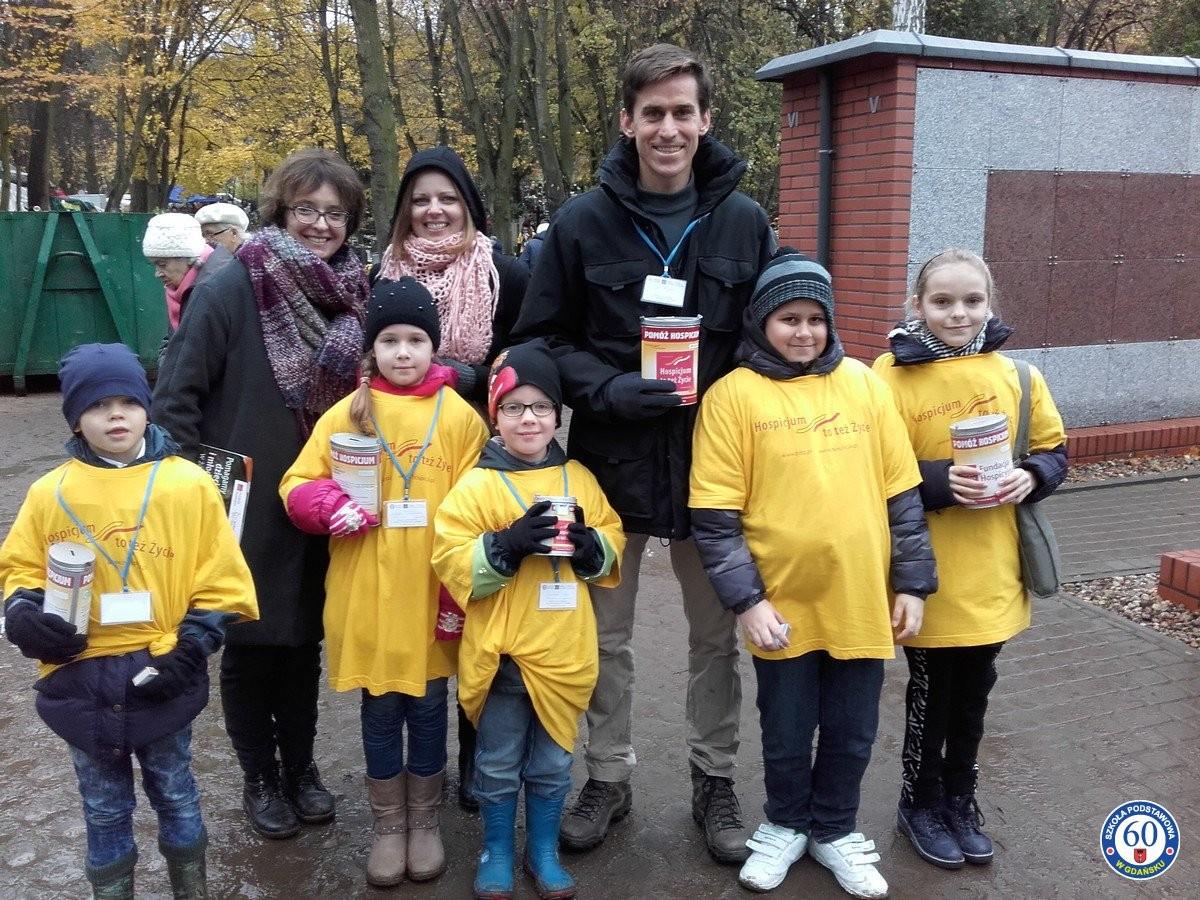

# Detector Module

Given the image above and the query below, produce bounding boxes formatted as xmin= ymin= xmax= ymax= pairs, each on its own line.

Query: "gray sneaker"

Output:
xmin=558 ymin=778 xmax=632 ymax=851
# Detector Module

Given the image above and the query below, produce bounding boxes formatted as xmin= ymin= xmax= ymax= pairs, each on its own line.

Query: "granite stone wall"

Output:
xmin=908 ymin=67 xmax=1200 ymax=427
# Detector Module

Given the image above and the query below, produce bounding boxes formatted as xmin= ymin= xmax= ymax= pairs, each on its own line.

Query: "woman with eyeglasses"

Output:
xmin=373 ymin=147 xmax=530 ymax=811
xmin=153 ymin=148 xmax=370 ymax=842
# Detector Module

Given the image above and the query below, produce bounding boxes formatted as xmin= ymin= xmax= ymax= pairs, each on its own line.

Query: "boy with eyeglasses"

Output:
xmin=433 ymin=342 xmax=625 ymax=899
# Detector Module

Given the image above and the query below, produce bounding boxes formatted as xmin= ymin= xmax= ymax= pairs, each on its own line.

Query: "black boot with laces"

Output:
xmin=690 ymin=762 xmax=751 ymax=864
xmin=942 ymin=793 xmax=993 ymax=864
xmin=243 ymin=765 xmax=300 ymax=839
xmin=558 ymin=778 xmax=632 ymax=852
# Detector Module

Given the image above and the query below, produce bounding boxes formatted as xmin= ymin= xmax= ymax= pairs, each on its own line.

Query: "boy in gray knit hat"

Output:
xmin=690 ymin=249 xmax=936 ymax=898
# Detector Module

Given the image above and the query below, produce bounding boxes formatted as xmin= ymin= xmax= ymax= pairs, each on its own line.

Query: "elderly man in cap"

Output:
xmin=195 ymin=202 xmax=250 ymax=255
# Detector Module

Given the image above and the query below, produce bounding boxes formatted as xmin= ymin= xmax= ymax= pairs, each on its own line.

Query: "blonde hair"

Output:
xmin=906 ymin=248 xmax=998 ymax=318
xmin=348 ymin=352 xmax=377 ymax=436
xmin=387 ymin=174 xmax=478 ymax=260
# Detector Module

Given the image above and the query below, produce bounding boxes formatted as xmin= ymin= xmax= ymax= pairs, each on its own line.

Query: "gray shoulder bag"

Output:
xmin=1012 ymin=358 xmax=1063 ymax=598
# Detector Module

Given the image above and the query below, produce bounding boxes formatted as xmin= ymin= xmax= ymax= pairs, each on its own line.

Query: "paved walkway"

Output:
xmin=0 ymin=391 xmax=1197 ymax=896
xmin=1046 ymin=474 xmax=1200 ymax=580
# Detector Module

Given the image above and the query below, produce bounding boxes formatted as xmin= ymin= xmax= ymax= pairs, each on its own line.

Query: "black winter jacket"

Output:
xmin=512 ymin=135 xmax=775 ymax=538
xmin=152 ymin=259 xmax=330 ymax=647
xmin=691 ymin=317 xmax=938 ymax=612
xmin=884 ymin=318 xmax=1069 ymax=509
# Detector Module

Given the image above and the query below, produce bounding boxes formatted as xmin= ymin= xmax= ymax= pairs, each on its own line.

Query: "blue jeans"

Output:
xmin=473 ymin=657 xmax=573 ymax=806
xmin=360 ymin=678 xmax=449 ymax=779
xmin=69 ymin=726 xmax=203 ymax=870
xmin=753 ymin=651 xmax=885 ymax=842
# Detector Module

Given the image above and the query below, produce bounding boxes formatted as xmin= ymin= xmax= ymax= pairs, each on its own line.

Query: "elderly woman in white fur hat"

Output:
xmin=195 ymin=202 xmax=250 ymax=255
xmin=142 ymin=212 xmax=235 ymax=334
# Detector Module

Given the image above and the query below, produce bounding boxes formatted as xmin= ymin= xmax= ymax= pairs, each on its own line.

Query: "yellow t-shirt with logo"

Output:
xmin=690 ymin=359 xmax=921 ymax=661
xmin=279 ymin=388 xmax=489 ymax=695
xmin=0 ymin=457 xmax=259 ymax=679
xmin=872 ymin=352 xmax=1066 ymax=647
xmin=432 ymin=461 xmax=624 ymax=752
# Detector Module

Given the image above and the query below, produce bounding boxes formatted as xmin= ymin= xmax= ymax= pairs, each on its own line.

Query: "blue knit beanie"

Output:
xmin=60 ymin=343 xmax=152 ymax=429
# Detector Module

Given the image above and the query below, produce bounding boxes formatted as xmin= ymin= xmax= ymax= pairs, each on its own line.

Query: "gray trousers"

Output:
xmin=583 ymin=532 xmax=741 ymax=782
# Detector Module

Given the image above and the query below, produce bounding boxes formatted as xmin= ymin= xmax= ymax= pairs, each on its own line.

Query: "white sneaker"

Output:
xmin=737 ymin=822 xmax=808 ymax=892
xmin=810 ymin=832 xmax=889 ymax=898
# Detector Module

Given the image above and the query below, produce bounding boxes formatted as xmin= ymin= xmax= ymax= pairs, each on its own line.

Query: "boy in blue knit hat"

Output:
xmin=0 ymin=343 xmax=258 ymax=899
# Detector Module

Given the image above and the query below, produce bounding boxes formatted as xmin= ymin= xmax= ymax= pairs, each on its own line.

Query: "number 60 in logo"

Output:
xmin=1101 ymin=801 xmax=1180 ymax=880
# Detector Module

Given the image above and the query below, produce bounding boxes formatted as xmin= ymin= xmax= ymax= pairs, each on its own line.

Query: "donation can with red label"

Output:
xmin=641 ymin=315 xmax=702 ymax=405
xmin=949 ymin=414 xmax=1013 ymax=509
xmin=44 ymin=541 xmax=96 ymax=635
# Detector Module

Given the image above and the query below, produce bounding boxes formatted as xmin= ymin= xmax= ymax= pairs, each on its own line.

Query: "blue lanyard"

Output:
xmin=55 ymin=460 xmax=162 ymax=592
xmin=371 ymin=388 xmax=444 ymax=500
xmin=497 ymin=467 xmax=571 ymax=583
xmin=497 ymin=467 xmax=570 ymax=511
xmin=633 ymin=216 xmax=705 ymax=278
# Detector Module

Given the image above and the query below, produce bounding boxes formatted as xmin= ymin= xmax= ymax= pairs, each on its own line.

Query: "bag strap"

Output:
xmin=1013 ymin=358 xmax=1031 ymax=459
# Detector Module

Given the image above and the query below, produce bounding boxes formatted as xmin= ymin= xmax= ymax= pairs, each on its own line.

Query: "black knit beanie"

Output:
xmin=750 ymin=250 xmax=835 ymax=330
xmin=363 ymin=277 xmax=441 ymax=350
xmin=486 ymin=341 xmax=562 ymax=423
xmin=60 ymin=343 xmax=152 ymax=429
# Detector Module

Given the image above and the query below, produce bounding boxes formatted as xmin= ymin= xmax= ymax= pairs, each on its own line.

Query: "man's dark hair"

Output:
xmin=621 ymin=43 xmax=713 ymax=115
xmin=259 ymin=147 xmax=366 ymax=237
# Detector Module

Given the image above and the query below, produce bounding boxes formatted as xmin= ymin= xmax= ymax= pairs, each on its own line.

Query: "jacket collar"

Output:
xmin=886 ymin=316 xmax=1014 ymax=366
xmin=598 ymin=134 xmax=747 ymax=224
xmin=66 ymin=423 xmax=181 ymax=469
xmin=475 ymin=436 xmax=568 ymax=472
xmin=735 ymin=308 xmax=845 ymax=380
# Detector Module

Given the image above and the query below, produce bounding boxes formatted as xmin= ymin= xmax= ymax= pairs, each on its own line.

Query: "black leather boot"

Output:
xmin=282 ymin=760 xmax=336 ymax=824
xmin=243 ymin=764 xmax=300 ymax=839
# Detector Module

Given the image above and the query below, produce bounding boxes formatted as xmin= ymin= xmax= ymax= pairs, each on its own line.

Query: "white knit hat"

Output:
xmin=194 ymin=202 xmax=249 ymax=232
xmin=142 ymin=213 xmax=206 ymax=259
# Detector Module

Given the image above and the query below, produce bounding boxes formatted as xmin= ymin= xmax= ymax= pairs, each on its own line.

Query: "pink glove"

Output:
xmin=329 ymin=498 xmax=378 ymax=536
xmin=434 ymin=586 xmax=465 ymax=641
xmin=286 ymin=479 xmax=379 ymax=536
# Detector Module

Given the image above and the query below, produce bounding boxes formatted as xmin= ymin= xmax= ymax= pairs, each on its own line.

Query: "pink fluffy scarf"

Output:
xmin=378 ymin=232 xmax=499 ymax=364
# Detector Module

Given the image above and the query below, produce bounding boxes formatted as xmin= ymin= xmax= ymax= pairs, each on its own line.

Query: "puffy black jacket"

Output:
xmin=512 ymin=135 xmax=775 ymax=538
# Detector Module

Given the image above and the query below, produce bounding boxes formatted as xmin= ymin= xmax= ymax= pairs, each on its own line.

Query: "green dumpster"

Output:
xmin=0 ymin=211 xmax=166 ymax=392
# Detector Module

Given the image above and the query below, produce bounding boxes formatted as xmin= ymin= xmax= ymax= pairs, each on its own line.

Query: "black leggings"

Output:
xmin=900 ymin=643 xmax=1003 ymax=807
xmin=220 ymin=642 xmax=321 ymax=777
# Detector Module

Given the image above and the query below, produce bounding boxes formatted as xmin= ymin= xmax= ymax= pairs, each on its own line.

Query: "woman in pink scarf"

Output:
xmin=142 ymin=213 xmax=235 ymax=335
xmin=373 ymin=147 xmax=528 ymax=408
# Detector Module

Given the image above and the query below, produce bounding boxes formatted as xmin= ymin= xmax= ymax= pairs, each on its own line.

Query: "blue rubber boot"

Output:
xmin=474 ymin=797 xmax=517 ymax=899
xmin=524 ymin=793 xmax=577 ymax=899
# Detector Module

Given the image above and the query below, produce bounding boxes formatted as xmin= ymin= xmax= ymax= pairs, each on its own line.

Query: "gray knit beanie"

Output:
xmin=749 ymin=252 xmax=834 ymax=329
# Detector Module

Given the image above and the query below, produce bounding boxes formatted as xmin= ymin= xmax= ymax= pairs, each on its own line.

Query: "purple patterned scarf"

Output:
xmin=237 ymin=226 xmax=368 ymax=437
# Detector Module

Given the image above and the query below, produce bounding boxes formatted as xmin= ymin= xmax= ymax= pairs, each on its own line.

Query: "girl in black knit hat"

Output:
xmin=280 ymin=276 xmax=490 ymax=888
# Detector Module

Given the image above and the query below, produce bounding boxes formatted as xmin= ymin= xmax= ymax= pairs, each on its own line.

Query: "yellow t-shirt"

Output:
xmin=0 ymin=456 xmax=259 ymax=678
xmin=279 ymin=387 xmax=489 ymax=695
xmin=872 ymin=351 xmax=1067 ymax=647
xmin=432 ymin=461 xmax=624 ymax=752
xmin=690 ymin=359 xmax=921 ymax=661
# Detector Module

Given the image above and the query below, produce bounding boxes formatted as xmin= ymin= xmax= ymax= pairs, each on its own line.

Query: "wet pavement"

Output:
xmin=1 ymin=389 xmax=1198 ymax=898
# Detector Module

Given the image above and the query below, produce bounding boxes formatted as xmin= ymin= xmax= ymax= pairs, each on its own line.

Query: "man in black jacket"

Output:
xmin=512 ymin=43 xmax=775 ymax=862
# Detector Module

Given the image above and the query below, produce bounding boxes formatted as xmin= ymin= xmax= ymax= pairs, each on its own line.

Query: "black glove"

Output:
xmin=441 ymin=358 xmax=480 ymax=398
xmin=129 ymin=635 xmax=208 ymax=702
xmin=492 ymin=501 xmax=558 ymax=563
xmin=4 ymin=589 xmax=87 ymax=664
xmin=567 ymin=522 xmax=601 ymax=564
xmin=602 ymin=372 xmax=682 ymax=421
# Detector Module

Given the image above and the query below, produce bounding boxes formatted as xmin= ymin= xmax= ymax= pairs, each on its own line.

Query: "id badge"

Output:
xmin=538 ymin=582 xmax=578 ymax=610
xmin=640 ymin=275 xmax=687 ymax=308
xmin=386 ymin=500 xmax=428 ymax=528
xmin=99 ymin=591 xmax=153 ymax=625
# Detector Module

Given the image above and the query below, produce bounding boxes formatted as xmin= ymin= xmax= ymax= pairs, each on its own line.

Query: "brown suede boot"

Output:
xmin=365 ymin=774 xmax=407 ymax=887
xmin=406 ymin=769 xmax=446 ymax=881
